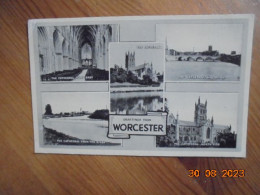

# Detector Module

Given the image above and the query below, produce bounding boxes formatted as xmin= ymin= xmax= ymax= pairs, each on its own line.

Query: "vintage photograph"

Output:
xmin=109 ymin=42 xmax=164 ymax=91
xmin=41 ymin=92 xmax=121 ymax=146
xmin=157 ymin=92 xmax=238 ymax=148
xmin=110 ymin=91 xmax=164 ymax=115
xmin=156 ymin=23 xmax=243 ymax=81
xmin=109 ymin=42 xmax=164 ymax=115
xmin=38 ymin=24 xmax=118 ymax=82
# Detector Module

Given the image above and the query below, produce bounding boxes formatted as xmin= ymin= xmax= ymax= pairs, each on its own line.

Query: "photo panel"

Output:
xmin=38 ymin=24 xmax=119 ymax=82
xmin=41 ymin=92 xmax=121 ymax=146
xmin=156 ymin=23 xmax=243 ymax=82
xmin=157 ymin=92 xmax=239 ymax=148
xmin=109 ymin=42 xmax=165 ymax=115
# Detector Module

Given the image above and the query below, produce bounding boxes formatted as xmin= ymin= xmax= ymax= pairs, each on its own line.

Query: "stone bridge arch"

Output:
xmin=196 ymin=57 xmax=204 ymax=61
xmin=187 ymin=57 xmax=195 ymax=61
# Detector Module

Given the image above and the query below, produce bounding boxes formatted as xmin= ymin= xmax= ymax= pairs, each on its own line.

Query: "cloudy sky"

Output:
xmin=41 ymin=92 xmax=109 ymax=114
xmin=157 ymin=23 xmax=243 ymax=54
xmin=165 ymin=92 xmax=238 ymax=132
xmin=109 ymin=42 xmax=164 ymax=74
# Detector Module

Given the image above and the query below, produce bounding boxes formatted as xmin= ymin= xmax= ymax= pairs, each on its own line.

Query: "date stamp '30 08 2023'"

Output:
xmin=188 ymin=169 xmax=245 ymax=178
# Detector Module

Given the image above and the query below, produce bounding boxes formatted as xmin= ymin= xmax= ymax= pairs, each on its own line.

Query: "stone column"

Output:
xmin=55 ymin=53 xmax=63 ymax=72
xmin=43 ymin=48 xmax=48 ymax=74
xmin=63 ymin=56 xmax=68 ymax=70
xmin=47 ymin=34 xmax=54 ymax=74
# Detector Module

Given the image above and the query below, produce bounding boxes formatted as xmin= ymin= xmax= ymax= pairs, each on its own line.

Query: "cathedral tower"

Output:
xmin=125 ymin=51 xmax=135 ymax=70
xmin=194 ymin=97 xmax=207 ymax=126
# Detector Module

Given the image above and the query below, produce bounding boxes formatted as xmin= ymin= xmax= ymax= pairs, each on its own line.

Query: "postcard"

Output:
xmin=28 ymin=14 xmax=254 ymax=157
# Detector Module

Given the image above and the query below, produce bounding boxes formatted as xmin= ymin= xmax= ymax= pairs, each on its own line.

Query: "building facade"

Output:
xmin=161 ymin=97 xmax=232 ymax=146
xmin=125 ymin=51 xmax=157 ymax=81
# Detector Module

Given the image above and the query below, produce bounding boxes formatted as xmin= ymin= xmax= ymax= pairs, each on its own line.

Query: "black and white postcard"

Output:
xmin=29 ymin=15 xmax=254 ymax=157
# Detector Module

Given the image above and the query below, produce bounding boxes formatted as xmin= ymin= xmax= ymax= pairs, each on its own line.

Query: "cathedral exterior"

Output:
xmin=163 ymin=97 xmax=232 ymax=146
xmin=125 ymin=51 xmax=158 ymax=82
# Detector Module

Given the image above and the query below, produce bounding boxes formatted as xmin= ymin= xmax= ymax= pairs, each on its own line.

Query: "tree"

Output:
xmin=44 ymin=104 xmax=53 ymax=115
xmin=127 ymin=71 xmax=138 ymax=83
xmin=142 ymin=75 xmax=153 ymax=85
xmin=217 ymin=132 xmax=236 ymax=148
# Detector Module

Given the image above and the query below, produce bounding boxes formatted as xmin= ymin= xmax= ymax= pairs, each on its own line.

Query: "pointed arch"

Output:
xmin=38 ymin=27 xmax=48 ymax=45
xmin=62 ymin=40 xmax=69 ymax=56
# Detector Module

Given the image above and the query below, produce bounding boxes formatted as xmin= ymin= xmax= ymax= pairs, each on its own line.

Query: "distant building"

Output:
xmin=208 ymin=45 xmax=212 ymax=52
xmin=231 ymin=51 xmax=237 ymax=55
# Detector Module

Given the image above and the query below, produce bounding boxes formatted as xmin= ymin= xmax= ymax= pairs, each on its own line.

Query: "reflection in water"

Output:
xmin=111 ymin=91 xmax=163 ymax=114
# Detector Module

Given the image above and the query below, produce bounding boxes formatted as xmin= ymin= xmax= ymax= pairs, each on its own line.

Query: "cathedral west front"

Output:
xmin=158 ymin=97 xmax=235 ymax=147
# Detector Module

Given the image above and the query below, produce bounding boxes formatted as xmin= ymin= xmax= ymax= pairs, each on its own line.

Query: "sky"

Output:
xmin=157 ymin=23 xmax=243 ymax=54
xmin=109 ymin=42 xmax=164 ymax=74
xmin=165 ymin=92 xmax=238 ymax=132
xmin=41 ymin=92 xmax=109 ymax=114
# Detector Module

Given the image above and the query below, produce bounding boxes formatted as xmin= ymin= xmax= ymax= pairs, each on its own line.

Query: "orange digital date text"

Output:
xmin=188 ymin=169 xmax=245 ymax=178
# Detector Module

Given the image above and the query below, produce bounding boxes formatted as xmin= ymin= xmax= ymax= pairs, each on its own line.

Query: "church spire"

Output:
xmin=165 ymin=36 xmax=168 ymax=50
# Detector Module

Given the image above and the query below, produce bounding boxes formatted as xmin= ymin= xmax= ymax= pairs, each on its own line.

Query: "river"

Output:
xmin=166 ymin=61 xmax=240 ymax=81
xmin=110 ymin=91 xmax=163 ymax=114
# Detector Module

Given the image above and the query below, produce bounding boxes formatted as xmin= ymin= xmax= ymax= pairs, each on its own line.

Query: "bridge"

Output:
xmin=166 ymin=54 xmax=220 ymax=62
